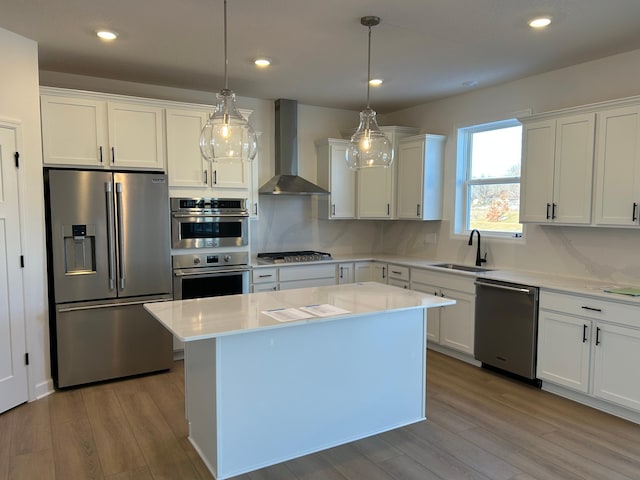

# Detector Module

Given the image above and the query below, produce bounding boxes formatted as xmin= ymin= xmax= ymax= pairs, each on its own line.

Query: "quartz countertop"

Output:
xmin=251 ymin=254 xmax=640 ymax=306
xmin=144 ymin=282 xmax=455 ymax=342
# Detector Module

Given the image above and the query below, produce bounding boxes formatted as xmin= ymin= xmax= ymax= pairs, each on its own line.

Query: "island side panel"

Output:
xmin=184 ymin=338 xmax=219 ymax=478
xmin=215 ymin=308 xmax=427 ymax=479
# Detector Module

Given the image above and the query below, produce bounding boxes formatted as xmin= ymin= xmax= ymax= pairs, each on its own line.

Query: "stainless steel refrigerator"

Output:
xmin=45 ymin=169 xmax=173 ymax=388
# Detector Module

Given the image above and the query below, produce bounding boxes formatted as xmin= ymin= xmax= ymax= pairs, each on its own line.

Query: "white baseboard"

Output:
xmin=33 ymin=378 xmax=54 ymax=401
xmin=427 ymin=343 xmax=481 ymax=366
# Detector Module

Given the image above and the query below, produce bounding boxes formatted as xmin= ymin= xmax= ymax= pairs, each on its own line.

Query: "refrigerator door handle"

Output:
xmin=115 ymin=182 xmax=126 ymax=290
xmin=105 ymin=182 xmax=116 ymax=290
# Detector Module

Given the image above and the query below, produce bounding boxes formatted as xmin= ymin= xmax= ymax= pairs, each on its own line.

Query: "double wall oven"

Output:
xmin=170 ymin=197 xmax=250 ymax=301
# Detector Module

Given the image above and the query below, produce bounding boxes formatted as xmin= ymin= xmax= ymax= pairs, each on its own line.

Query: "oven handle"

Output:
xmin=171 ymin=213 xmax=249 ymax=218
xmin=174 ymin=267 xmax=251 ymax=277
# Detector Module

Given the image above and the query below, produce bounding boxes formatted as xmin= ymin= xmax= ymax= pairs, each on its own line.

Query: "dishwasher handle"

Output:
xmin=475 ymin=280 xmax=535 ymax=295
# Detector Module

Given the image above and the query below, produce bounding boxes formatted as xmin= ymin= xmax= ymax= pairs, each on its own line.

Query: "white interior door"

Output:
xmin=0 ymin=123 xmax=28 ymax=413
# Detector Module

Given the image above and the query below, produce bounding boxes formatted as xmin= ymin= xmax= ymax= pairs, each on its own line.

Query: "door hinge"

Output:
xmin=25 ymin=353 xmax=29 ymax=365
xmin=14 ymin=151 xmax=20 ymax=168
xmin=20 ymin=255 xmax=24 ymax=268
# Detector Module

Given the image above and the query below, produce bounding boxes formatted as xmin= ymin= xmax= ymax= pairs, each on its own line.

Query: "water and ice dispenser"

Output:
xmin=62 ymin=224 xmax=96 ymax=275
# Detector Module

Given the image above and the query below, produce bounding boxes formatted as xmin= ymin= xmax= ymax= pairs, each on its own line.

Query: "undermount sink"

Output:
xmin=432 ymin=263 xmax=492 ymax=273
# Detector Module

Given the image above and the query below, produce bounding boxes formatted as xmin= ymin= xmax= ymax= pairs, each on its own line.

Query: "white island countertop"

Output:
xmin=144 ymin=281 xmax=454 ymax=342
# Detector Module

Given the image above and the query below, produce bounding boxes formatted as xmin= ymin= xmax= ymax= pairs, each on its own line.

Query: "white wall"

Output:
xmin=381 ymin=48 xmax=640 ymax=284
xmin=0 ymin=28 xmax=49 ymax=399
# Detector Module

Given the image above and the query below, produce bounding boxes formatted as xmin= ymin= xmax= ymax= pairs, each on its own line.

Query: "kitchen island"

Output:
xmin=144 ymin=282 xmax=455 ymax=479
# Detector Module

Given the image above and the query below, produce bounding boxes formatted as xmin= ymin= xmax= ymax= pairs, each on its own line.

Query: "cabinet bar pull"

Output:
xmin=551 ymin=203 xmax=557 ymax=219
xmin=417 ymin=204 xmax=421 ymax=217
xmin=582 ymin=324 xmax=588 ymax=343
xmin=99 ymin=146 xmax=103 ymax=163
xmin=391 ymin=270 xmax=402 ymax=275
xmin=595 ymin=327 xmax=601 ymax=346
xmin=633 ymin=202 xmax=638 ymax=222
xmin=387 ymin=204 xmax=390 ymax=216
xmin=213 ymin=170 xmax=218 ymax=184
xmin=546 ymin=203 xmax=551 ymax=219
xmin=204 ymin=170 xmax=208 ymax=184
xmin=332 ymin=204 xmax=336 ymax=216
xmin=339 ymin=266 xmax=344 ymax=278
xmin=382 ymin=266 xmax=386 ymax=279
xmin=258 ymin=274 xmax=273 ymax=278
xmin=581 ymin=306 xmax=602 ymax=312
xmin=253 ymin=203 xmax=258 ymax=215
xmin=111 ymin=146 xmax=115 ymax=164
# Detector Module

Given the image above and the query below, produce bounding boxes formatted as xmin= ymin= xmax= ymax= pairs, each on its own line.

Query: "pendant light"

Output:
xmin=200 ymin=0 xmax=258 ymax=163
xmin=346 ymin=16 xmax=393 ymax=170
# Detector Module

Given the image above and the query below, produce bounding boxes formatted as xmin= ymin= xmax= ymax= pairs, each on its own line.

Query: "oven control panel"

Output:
xmin=172 ymin=252 xmax=249 ymax=269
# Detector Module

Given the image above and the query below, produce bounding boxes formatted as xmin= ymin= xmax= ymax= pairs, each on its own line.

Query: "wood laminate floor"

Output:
xmin=1 ymin=351 xmax=639 ymax=480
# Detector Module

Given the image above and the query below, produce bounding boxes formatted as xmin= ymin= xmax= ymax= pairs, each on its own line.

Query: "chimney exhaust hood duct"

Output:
xmin=259 ymin=99 xmax=329 ymax=195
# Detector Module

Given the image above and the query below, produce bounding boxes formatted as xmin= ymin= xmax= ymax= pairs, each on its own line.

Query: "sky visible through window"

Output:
xmin=471 ymin=126 xmax=522 ymax=179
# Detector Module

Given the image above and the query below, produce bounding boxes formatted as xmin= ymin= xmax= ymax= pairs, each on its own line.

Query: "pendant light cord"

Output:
xmin=223 ymin=0 xmax=229 ymax=90
xmin=366 ymin=25 xmax=372 ymax=108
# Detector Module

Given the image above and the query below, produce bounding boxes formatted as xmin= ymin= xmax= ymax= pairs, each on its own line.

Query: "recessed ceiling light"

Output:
xmin=369 ymin=78 xmax=383 ymax=86
xmin=97 ymin=30 xmax=118 ymax=41
xmin=254 ymin=58 xmax=272 ymax=68
xmin=528 ymin=17 xmax=551 ymax=29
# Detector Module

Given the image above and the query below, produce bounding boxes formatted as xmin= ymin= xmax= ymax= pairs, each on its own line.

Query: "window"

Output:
xmin=457 ymin=119 xmax=523 ymax=236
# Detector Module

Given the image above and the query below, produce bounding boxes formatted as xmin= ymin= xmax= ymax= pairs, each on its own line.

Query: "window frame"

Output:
xmin=456 ymin=118 xmax=523 ymax=239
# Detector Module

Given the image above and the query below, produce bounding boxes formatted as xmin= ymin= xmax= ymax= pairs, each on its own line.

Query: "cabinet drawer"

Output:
xmin=278 ymin=264 xmax=336 ymax=282
xmin=540 ymin=290 xmax=639 ymax=327
xmin=411 ymin=268 xmax=476 ymax=294
xmin=387 ymin=264 xmax=410 ymax=281
xmin=252 ymin=268 xmax=278 ymax=283
xmin=388 ymin=278 xmax=409 ymax=289
xmin=252 ymin=282 xmax=278 ymax=292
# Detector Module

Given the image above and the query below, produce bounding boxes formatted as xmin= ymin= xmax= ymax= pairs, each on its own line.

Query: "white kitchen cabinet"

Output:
xmin=537 ymin=309 xmax=591 ymax=393
xmin=387 ymin=264 xmax=410 ymax=289
xmin=251 ymin=268 xmax=278 ymax=293
xmin=337 ymin=263 xmax=355 ymax=284
xmin=41 ymin=93 xmax=164 ymax=171
xmin=316 ymin=139 xmax=355 ymax=219
xmin=356 ymin=126 xmax=419 ymax=219
xmin=411 ymin=268 xmax=476 ymax=356
xmin=271 ymin=264 xmax=337 ymax=291
xmin=592 ymin=322 xmax=640 ymax=411
xmin=166 ymin=106 xmax=250 ymax=189
xmin=397 ymin=134 xmax=446 ymax=220
xmin=369 ymin=263 xmax=388 ymax=283
xmin=538 ymin=290 xmax=640 ymax=414
xmin=594 ymin=105 xmax=640 ymax=226
xmin=166 ymin=108 xmax=209 ymax=186
xmin=520 ymin=113 xmax=595 ymax=224
xmin=354 ymin=262 xmax=374 ymax=282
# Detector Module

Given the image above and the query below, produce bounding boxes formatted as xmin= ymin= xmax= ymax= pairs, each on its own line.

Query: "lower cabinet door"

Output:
xmin=439 ymin=290 xmax=475 ymax=355
xmin=537 ymin=310 xmax=590 ymax=393
xmin=592 ymin=322 xmax=640 ymax=412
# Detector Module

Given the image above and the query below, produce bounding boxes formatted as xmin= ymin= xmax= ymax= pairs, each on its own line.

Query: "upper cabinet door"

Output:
xmin=520 ymin=114 xmax=595 ymax=224
xmin=397 ymin=134 xmax=445 ymax=221
xmin=166 ymin=108 xmax=209 ymax=188
xmin=358 ymin=167 xmax=394 ymax=219
xmin=594 ymin=106 xmax=640 ymax=226
xmin=316 ymin=138 xmax=355 ymax=219
xmin=519 ymin=119 xmax=556 ymax=223
xmin=41 ymin=95 xmax=107 ymax=167
xmin=552 ymin=113 xmax=595 ymax=224
xmin=107 ymin=102 xmax=164 ymax=170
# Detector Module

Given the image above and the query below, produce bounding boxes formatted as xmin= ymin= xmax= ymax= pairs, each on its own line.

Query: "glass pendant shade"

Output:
xmin=347 ymin=15 xmax=392 ymax=170
xmin=346 ymin=107 xmax=393 ymax=170
xmin=200 ymin=89 xmax=257 ymax=163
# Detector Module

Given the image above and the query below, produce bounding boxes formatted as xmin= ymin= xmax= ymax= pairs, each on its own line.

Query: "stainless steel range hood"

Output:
xmin=259 ymin=99 xmax=329 ymax=195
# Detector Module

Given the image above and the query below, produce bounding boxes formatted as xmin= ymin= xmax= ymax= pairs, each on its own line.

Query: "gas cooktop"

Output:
xmin=257 ymin=251 xmax=333 ymax=264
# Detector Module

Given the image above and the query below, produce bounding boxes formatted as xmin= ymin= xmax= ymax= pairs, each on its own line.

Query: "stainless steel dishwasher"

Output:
xmin=474 ymin=278 xmax=540 ymax=381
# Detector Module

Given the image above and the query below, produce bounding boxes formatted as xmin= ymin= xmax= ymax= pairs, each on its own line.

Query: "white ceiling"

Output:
xmin=3 ymin=0 xmax=640 ymax=113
